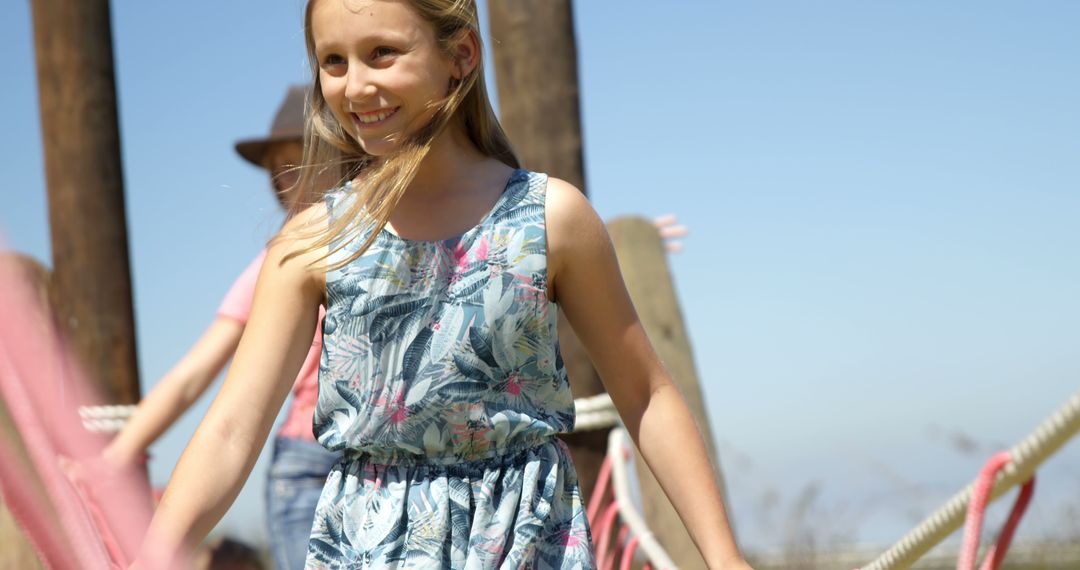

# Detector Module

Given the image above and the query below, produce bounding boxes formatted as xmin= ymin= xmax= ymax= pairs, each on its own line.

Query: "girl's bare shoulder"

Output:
xmin=544 ymin=176 xmax=603 ymax=238
xmin=543 ymin=176 xmax=612 ymax=289
xmin=265 ymin=202 xmax=331 ymax=292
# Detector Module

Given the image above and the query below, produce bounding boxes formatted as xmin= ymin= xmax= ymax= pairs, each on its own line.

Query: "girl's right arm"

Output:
xmin=137 ymin=210 xmax=327 ymax=566
xmin=103 ymin=318 xmax=243 ymax=467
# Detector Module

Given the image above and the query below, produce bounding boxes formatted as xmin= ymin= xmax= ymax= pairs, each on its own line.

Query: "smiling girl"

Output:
xmin=139 ymin=1 xmax=748 ymax=569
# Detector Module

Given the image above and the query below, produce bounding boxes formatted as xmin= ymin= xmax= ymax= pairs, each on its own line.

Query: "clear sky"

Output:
xmin=3 ymin=0 xmax=1079 ymax=556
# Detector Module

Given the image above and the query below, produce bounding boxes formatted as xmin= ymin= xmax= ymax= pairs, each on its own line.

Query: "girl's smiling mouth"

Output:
xmin=351 ymin=107 xmax=400 ymax=128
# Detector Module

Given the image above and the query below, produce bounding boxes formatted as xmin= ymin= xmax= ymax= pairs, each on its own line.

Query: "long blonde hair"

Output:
xmin=285 ymin=0 xmax=519 ymax=269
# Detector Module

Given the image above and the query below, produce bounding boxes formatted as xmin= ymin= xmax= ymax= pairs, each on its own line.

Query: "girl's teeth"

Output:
xmin=357 ymin=110 xmax=393 ymax=124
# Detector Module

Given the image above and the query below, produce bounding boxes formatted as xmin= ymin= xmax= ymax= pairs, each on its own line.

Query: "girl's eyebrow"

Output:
xmin=365 ymin=30 xmax=412 ymax=43
xmin=326 ymin=30 xmax=419 ymax=54
xmin=316 ymin=30 xmax=413 ymax=53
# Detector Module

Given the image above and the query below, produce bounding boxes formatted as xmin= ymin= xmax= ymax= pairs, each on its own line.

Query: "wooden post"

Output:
xmin=609 ymin=217 xmax=731 ymax=570
xmin=29 ymin=0 xmax=141 ymax=405
xmin=487 ymin=0 xmax=610 ymax=503
xmin=487 ymin=0 xmax=587 ymax=192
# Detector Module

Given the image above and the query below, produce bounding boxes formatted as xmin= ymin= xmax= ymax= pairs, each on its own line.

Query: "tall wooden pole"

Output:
xmin=30 ymin=0 xmax=141 ymax=405
xmin=487 ymin=0 xmax=587 ymax=192
xmin=487 ymin=0 xmax=610 ymax=503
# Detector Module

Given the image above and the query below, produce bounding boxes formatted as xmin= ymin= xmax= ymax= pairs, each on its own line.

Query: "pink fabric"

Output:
xmin=216 ymin=250 xmax=267 ymax=322
xmin=217 ymin=249 xmax=323 ymax=441
xmin=0 ymin=254 xmax=183 ymax=568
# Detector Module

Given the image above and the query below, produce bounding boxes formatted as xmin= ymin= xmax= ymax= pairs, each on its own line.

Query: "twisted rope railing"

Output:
xmin=77 ymin=404 xmax=135 ymax=433
xmin=861 ymin=389 xmax=1080 ymax=570
xmin=81 ymin=394 xmax=620 ymax=434
xmin=574 ymin=392 xmax=620 ymax=432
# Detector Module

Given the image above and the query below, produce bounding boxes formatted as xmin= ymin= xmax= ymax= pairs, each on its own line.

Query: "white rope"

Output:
xmin=608 ymin=427 xmax=678 ymax=570
xmin=574 ymin=393 xmax=620 ymax=432
xmin=85 ymin=394 xmax=622 ymax=434
xmin=85 ymin=394 xmax=621 ymax=434
xmin=78 ymin=404 xmax=135 ymax=434
xmin=861 ymin=389 xmax=1080 ymax=570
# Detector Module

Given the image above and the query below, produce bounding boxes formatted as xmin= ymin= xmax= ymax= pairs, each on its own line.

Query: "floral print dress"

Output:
xmin=305 ymin=169 xmax=595 ymax=569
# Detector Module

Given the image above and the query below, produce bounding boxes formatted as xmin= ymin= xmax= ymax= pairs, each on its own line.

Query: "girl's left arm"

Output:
xmin=136 ymin=208 xmax=327 ymax=567
xmin=546 ymin=178 xmax=750 ymax=570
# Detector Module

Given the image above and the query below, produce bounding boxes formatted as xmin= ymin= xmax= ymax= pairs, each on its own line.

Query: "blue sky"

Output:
xmin=3 ymin=0 xmax=1079 ymax=555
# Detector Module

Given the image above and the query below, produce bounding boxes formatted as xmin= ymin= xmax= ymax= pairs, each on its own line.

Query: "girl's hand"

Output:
xmin=100 ymin=441 xmax=144 ymax=471
xmin=652 ymin=214 xmax=689 ymax=253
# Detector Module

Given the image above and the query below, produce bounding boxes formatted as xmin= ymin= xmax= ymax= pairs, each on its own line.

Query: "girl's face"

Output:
xmin=312 ymin=0 xmax=457 ymax=157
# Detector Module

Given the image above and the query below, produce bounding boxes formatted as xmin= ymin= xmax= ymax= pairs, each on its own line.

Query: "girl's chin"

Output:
xmin=356 ymin=142 xmax=398 ymax=158
xmin=355 ymin=135 xmax=407 ymax=157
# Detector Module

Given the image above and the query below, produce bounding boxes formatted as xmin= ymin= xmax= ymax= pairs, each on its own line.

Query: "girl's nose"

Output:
xmin=344 ymin=66 xmax=377 ymax=104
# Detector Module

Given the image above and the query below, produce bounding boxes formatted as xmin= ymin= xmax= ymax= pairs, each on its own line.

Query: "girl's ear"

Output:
xmin=449 ymin=29 xmax=480 ymax=80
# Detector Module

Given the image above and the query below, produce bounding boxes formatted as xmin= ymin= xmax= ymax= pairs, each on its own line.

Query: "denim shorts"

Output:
xmin=265 ymin=436 xmax=342 ymax=570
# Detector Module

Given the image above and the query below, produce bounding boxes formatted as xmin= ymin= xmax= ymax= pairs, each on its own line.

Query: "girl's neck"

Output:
xmin=407 ymin=124 xmax=498 ymax=199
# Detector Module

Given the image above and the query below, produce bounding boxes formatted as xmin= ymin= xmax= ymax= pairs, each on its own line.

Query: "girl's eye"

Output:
xmin=322 ymin=54 xmax=345 ymax=67
xmin=372 ymin=46 xmax=398 ymax=60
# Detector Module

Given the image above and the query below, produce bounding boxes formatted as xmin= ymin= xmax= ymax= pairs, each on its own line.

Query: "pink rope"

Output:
xmin=587 ymin=455 xmax=614 ymax=527
xmin=612 ymin=524 xmax=630 ymax=570
xmin=957 ymin=451 xmax=1036 ymax=570
xmin=620 ymin=534 xmax=642 ymax=570
xmin=600 ymin=525 xmax=631 ymax=570
xmin=0 ymin=257 xmax=172 ymax=568
xmin=0 ymin=431 xmax=81 ymax=569
xmin=979 ymin=476 xmax=1034 ymax=570
xmin=584 ymin=427 xmax=669 ymax=569
xmin=594 ymin=501 xmax=621 ymax=568
xmin=0 ymin=297 xmax=115 ymax=568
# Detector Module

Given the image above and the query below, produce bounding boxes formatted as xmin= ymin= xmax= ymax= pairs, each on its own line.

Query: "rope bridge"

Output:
xmin=43 ymin=376 xmax=1080 ymax=568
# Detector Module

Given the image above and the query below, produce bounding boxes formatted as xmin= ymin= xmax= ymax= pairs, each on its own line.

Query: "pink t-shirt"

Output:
xmin=218 ymin=249 xmax=323 ymax=441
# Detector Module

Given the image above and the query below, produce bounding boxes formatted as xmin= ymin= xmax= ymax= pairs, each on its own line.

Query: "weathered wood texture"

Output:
xmin=487 ymin=0 xmax=587 ymax=192
xmin=31 ymin=0 xmax=141 ymax=405
xmin=608 ymin=217 xmax=731 ymax=570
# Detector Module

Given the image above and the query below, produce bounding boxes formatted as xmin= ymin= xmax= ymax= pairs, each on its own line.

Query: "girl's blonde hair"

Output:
xmin=285 ymin=0 xmax=519 ymax=269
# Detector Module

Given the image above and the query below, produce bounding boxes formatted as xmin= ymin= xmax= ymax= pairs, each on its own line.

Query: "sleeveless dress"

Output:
xmin=305 ymin=169 xmax=595 ymax=569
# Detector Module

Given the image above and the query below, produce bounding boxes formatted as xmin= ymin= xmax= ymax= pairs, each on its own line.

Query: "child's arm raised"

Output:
xmin=546 ymin=179 xmax=750 ymax=570
xmin=137 ymin=207 xmax=327 ymax=566
xmin=103 ymin=317 xmax=243 ymax=467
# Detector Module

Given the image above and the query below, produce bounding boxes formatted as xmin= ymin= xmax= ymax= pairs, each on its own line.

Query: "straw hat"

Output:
xmin=234 ymin=85 xmax=306 ymax=167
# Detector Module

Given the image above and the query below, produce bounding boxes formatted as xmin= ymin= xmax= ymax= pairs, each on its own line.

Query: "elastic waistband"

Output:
xmin=338 ymin=434 xmax=559 ymax=468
